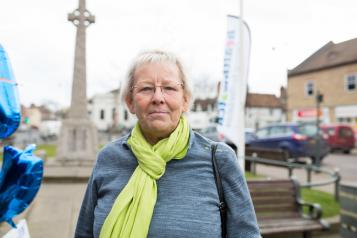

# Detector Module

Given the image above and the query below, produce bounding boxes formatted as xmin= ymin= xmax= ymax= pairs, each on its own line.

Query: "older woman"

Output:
xmin=75 ymin=50 xmax=260 ymax=238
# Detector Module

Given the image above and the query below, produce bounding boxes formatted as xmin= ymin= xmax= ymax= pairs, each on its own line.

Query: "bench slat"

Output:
xmin=248 ymin=180 xmax=294 ymax=188
xmin=254 ymin=203 xmax=297 ymax=212
xmin=257 ymin=212 xmax=301 ymax=220
xmin=250 ymin=190 xmax=295 ymax=197
xmin=246 ymin=147 xmax=287 ymax=161
xmin=252 ymin=197 xmax=295 ymax=205
xmin=259 ymin=218 xmax=324 ymax=234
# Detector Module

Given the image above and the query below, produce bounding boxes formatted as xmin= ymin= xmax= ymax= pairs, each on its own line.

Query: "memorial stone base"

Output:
xmin=56 ymin=118 xmax=98 ymax=166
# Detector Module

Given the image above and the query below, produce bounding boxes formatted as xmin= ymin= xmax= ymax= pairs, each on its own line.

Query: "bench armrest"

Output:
xmin=297 ymin=198 xmax=322 ymax=220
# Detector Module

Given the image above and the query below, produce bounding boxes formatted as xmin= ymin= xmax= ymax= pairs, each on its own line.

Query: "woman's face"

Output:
xmin=126 ymin=62 xmax=189 ymax=144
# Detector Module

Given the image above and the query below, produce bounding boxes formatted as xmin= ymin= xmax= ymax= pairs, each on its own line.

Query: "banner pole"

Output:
xmin=238 ymin=0 xmax=245 ymax=169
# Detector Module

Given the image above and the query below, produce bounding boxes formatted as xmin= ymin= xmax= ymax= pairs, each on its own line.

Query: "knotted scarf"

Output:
xmin=100 ymin=116 xmax=190 ymax=238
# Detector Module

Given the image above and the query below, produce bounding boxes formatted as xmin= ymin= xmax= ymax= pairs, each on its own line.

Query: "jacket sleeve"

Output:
xmin=215 ymin=143 xmax=261 ymax=238
xmin=74 ymin=171 xmax=97 ymax=238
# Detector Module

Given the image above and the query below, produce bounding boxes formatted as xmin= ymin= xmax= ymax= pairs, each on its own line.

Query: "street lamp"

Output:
xmin=315 ymin=90 xmax=323 ymax=167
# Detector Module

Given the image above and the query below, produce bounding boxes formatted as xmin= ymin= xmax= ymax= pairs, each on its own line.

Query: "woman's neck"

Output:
xmin=142 ymin=132 xmax=167 ymax=145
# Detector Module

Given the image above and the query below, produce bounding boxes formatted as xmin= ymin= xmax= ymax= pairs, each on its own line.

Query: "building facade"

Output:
xmin=87 ymin=89 xmax=136 ymax=131
xmin=245 ymin=92 xmax=285 ymax=130
xmin=188 ymin=97 xmax=217 ymax=130
xmin=287 ymin=38 xmax=357 ymax=131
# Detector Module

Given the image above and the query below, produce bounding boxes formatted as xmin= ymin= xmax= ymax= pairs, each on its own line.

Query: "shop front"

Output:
xmin=292 ymin=107 xmax=330 ymax=124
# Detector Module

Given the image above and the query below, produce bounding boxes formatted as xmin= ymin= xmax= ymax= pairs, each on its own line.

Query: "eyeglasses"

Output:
xmin=131 ymin=82 xmax=184 ymax=97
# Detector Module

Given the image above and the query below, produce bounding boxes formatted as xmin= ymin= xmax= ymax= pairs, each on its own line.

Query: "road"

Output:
xmin=320 ymin=149 xmax=357 ymax=184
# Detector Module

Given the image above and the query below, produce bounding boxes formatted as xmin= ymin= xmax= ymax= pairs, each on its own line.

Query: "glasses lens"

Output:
xmin=134 ymin=82 xmax=182 ymax=96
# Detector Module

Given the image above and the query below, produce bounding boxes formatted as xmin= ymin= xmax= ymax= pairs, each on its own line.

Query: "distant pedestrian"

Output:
xmin=74 ymin=50 xmax=260 ymax=238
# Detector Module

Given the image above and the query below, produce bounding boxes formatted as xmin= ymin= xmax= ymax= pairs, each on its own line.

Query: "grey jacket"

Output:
xmin=75 ymin=130 xmax=261 ymax=238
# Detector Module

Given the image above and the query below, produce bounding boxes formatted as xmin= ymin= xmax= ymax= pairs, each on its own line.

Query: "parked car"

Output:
xmin=195 ymin=126 xmax=255 ymax=152
xmin=244 ymin=128 xmax=258 ymax=144
xmin=320 ymin=124 xmax=355 ymax=154
xmin=247 ymin=123 xmax=330 ymax=164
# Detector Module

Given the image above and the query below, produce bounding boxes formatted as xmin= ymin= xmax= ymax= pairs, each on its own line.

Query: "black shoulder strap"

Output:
xmin=211 ymin=143 xmax=227 ymax=238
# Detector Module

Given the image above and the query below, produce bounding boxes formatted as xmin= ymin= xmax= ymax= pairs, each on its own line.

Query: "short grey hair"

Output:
xmin=122 ymin=50 xmax=192 ymax=102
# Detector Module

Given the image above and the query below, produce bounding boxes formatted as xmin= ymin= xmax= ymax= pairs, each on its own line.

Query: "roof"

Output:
xmin=245 ymin=93 xmax=282 ymax=108
xmin=288 ymin=37 xmax=357 ymax=77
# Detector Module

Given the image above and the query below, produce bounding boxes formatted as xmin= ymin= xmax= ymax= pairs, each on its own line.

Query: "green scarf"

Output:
xmin=100 ymin=116 xmax=190 ymax=238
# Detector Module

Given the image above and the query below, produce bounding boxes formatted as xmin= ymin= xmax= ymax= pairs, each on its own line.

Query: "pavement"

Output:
xmin=2 ymin=150 xmax=353 ymax=238
xmin=255 ymin=149 xmax=357 ymax=194
xmin=254 ymin=162 xmax=337 ymax=194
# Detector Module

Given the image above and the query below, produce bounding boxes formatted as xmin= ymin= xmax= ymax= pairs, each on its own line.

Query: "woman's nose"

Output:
xmin=151 ymin=86 xmax=165 ymax=103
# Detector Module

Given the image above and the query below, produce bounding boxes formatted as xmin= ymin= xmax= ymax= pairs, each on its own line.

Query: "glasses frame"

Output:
xmin=131 ymin=82 xmax=184 ymax=97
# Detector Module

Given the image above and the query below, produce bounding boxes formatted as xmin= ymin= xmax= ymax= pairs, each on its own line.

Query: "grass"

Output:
xmin=245 ymin=172 xmax=265 ymax=179
xmin=35 ymin=144 xmax=57 ymax=158
xmin=301 ymin=188 xmax=340 ymax=218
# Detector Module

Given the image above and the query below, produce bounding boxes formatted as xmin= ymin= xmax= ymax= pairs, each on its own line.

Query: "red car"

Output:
xmin=320 ymin=124 xmax=355 ymax=154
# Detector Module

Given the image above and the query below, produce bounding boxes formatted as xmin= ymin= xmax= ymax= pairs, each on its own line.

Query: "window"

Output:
xmin=100 ymin=109 xmax=105 ymax=120
xmin=298 ymin=124 xmax=317 ymax=137
xmin=256 ymin=128 xmax=270 ymax=138
xmin=346 ymin=74 xmax=356 ymax=91
xmin=305 ymin=81 xmax=314 ymax=96
xmin=269 ymin=126 xmax=287 ymax=137
xmin=339 ymin=127 xmax=353 ymax=137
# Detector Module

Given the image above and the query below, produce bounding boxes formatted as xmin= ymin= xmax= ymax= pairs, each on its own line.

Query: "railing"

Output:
xmin=245 ymin=155 xmax=341 ymax=201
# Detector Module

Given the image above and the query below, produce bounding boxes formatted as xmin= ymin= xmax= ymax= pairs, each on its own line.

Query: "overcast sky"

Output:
xmin=1 ymin=0 xmax=356 ymax=109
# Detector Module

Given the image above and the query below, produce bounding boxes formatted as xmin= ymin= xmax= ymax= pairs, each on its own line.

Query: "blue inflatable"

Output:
xmin=0 ymin=145 xmax=43 ymax=227
xmin=0 ymin=44 xmax=21 ymax=139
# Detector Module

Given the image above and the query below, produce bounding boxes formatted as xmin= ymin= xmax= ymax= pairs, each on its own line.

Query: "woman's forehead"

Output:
xmin=134 ymin=62 xmax=180 ymax=82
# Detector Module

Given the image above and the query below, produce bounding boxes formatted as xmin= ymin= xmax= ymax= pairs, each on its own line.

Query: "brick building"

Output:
xmin=287 ymin=38 xmax=357 ymax=131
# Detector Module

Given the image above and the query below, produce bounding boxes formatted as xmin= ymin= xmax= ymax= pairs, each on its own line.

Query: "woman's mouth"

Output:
xmin=149 ymin=111 xmax=168 ymax=114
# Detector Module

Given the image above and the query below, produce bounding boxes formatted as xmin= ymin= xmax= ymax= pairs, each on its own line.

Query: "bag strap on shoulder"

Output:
xmin=211 ymin=143 xmax=227 ymax=238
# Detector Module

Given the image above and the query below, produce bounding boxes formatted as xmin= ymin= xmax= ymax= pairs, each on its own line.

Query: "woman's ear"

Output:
xmin=125 ymin=95 xmax=136 ymax=114
xmin=182 ymin=95 xmax=190 ymax=113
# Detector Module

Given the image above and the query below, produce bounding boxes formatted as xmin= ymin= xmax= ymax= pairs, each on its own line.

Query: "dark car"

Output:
xmin=320 ymin=124 xmax=355 ymax=154
xmin=195 ymin=126 xmax=255 ymax=152
xmin=247 ymin=123 xmax=330 ymax=164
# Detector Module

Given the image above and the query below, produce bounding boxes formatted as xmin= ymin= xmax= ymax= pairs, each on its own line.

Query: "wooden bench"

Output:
xmin=247 ymin=179 xmax=329 ymax=238
xmin=246 ymin=147 xmax=289 ymax=162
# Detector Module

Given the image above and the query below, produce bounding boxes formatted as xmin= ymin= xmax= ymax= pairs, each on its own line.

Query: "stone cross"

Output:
xmin=67 ymin=0 xmax=95 ymax=118
xmin=55 ymin=0 xmax=98 ymax=165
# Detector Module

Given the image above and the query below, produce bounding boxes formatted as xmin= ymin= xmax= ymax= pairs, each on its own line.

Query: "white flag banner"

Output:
xmin=217 ymin=15 xmax=251 ymax=164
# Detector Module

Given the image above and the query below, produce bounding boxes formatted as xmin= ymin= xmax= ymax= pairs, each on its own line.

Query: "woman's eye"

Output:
xmin=164 ymin=86 xmax=177 ymax=91
xmin=140 ymin=87 xmax=153 ymax=92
